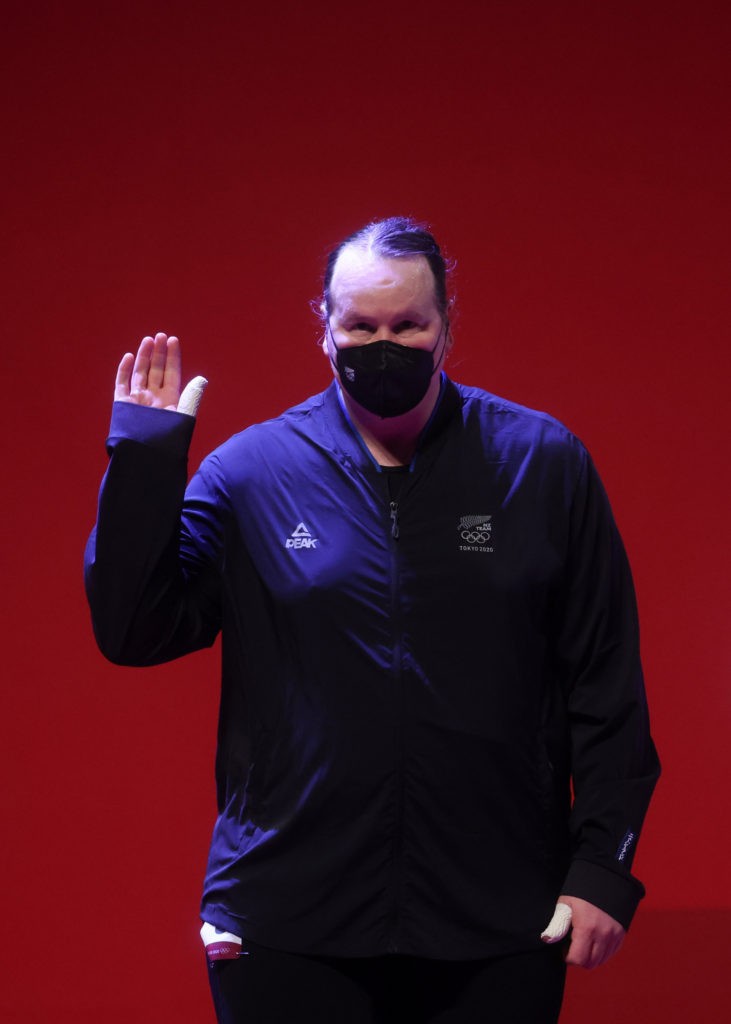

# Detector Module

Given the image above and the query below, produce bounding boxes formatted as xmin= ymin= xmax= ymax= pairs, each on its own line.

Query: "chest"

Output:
xmin=223 ymin=447 xmax=570 ymax=625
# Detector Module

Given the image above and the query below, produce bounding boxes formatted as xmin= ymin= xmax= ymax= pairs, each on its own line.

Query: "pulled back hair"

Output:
xmin=320 ymin=216 xmax=452 ymax=322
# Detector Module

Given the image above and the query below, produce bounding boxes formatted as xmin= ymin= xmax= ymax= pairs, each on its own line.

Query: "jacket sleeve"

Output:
xmin=84 ymin=401 xmax=224 ymax=666
xmin=554 ymin=445 xmax=660 ymax=929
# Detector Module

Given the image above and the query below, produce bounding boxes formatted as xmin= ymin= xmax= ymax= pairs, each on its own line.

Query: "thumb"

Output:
xmin=178 ymin=375 xmax=209 ymax=417
xmin=540 ymin=902 xmax=573 ymax=944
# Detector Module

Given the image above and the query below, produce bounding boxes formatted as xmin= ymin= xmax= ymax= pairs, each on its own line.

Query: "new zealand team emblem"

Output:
xmin=458 ymin=515 xmax=493 ymax=553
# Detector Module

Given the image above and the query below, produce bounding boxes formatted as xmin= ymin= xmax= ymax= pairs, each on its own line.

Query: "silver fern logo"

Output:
xmin=458 ymin=515 xmax=493 ymax=552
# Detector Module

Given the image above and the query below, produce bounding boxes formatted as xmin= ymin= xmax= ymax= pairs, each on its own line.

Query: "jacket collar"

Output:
xmin=322 ymin=374 xmax=463 ymax=473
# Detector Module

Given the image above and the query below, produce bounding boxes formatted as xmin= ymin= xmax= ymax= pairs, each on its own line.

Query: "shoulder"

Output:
xmin=199 ymin=387 xmax=333 ymax=480
xmin=451 ymin=380 xmax=587 ymax=465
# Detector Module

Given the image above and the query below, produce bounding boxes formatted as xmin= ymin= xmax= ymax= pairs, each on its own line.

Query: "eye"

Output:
xmin=393 ymin=320 xmax=420 ymax=334
xmin=349 ymin=322 xmax=375 ymax=333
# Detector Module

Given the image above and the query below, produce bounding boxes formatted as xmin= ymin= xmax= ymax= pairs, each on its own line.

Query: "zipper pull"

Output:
xmin=390 ymin=501 xmax=400 ymax=540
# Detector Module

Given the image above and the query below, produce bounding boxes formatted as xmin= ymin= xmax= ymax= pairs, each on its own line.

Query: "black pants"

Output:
xmin=207 ymin=941 xmax=566 ymax=1024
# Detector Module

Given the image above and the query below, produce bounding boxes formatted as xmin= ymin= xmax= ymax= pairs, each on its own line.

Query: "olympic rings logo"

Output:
xmin=460 ymin=529 xmax=491 ymax=544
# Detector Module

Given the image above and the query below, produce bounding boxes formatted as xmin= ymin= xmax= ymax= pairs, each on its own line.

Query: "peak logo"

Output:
xmin=285 ymin=522 xmax=318 ymax=549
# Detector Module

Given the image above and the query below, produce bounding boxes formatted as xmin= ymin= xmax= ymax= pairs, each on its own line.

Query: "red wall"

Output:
xmin=2 ymin=1 xmax=728 ymax=1020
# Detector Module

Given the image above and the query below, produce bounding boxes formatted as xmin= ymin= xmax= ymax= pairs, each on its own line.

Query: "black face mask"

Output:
xmin=330 ymin=327 xmax=447 ymax=419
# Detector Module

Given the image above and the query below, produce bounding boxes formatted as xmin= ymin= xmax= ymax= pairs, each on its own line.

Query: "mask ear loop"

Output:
xmin=325 ymin=322 xmax=341 ymax=375
xmin=429 ymin=320 xmax=450 ymax=377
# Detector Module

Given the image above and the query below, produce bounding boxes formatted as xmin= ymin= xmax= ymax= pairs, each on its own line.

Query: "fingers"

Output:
xmin=564 ymin=928 xmax=623 ymax=970
xmin=178 ymin=375 xmax=208 ymax=417
xmin=131 ymin=335 xmax=155 ymax=395
xmin=147 ymin=333 xmax=168 ymax=389
xmin=145 ymin=332 xmax=180 ymax=388
xmin=554 ymin=895 xmax=625 ymax=970
xmin=563 ymin=930 xmax=599 ymax=969
xmin=162 ymin=334 xmax=181 ymax=394
xmin=114 ymin=352 xmax=135 ymax=400
xmin=116 ymin=333 xmax=181 ymax=408
xmin=540 ymin=899 xmax=610 ymax=968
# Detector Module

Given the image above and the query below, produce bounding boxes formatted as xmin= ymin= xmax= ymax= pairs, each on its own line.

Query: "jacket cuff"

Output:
xmin=561 ymin=859 xmax=646 ymax=930
xmin=107 ymin=401 xmax=195 ymax=458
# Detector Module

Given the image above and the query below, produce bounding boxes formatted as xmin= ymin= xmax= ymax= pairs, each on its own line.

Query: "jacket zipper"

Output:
xmin=389 ymin=500 xmax=400 ymax=539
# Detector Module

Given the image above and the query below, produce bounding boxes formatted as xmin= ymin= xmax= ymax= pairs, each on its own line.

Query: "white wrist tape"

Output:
xmin=540 ymin=902 xmax=573 ymax=943
xmin=178 ymin=375 xmax=209 ymax=417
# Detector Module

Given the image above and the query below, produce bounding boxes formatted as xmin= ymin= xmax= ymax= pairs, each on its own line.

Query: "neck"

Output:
xmin=340 ymin=373 xmax=443 ymax=466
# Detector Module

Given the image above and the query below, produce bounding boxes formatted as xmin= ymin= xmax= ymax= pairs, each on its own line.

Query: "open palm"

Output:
xmin=115 ymin=333 xmax=182 ymax=410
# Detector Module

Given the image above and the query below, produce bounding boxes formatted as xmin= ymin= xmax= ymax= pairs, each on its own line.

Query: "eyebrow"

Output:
xmin=337 ymin=305 xmax=428 ymax=322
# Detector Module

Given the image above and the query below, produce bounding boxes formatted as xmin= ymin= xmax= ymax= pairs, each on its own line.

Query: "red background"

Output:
xmin=2 ymin=1 xmax=729 ymax=1020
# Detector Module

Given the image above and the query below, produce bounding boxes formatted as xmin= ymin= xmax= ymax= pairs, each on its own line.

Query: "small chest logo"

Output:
xmin=285 ymin=522 xmax=318 ymax=549
xmin=458 ymin=514 xmax=493 ymax=553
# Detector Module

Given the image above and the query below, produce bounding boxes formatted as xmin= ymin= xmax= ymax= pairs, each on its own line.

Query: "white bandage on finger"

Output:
xmin=178 ymin=375 xmax=209 ymax=417
xmin=540 ymin=902 xmax=573 ymax=943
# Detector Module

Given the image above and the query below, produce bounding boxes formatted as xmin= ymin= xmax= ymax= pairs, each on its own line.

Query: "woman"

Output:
xmin=86 ymin=217 xmax=659 ymax=1023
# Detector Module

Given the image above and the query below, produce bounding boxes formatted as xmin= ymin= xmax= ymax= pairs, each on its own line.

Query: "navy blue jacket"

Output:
xmin=85 ymin=377 xmax=659 ymax=958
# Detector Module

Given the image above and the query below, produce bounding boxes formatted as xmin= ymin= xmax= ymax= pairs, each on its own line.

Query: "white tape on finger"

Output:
xmin=178 ymin=375 xmax=209 ymax=417
xmin=540 ymin=902 xmax=573 ymax=943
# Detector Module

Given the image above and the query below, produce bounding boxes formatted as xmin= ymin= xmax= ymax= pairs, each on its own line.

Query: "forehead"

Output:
xmin=329 ymin=248 xmax=437 ymax=316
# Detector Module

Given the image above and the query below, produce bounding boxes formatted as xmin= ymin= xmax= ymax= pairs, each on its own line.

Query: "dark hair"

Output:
xmin=320 ymin=216 xmax=452 ymax=322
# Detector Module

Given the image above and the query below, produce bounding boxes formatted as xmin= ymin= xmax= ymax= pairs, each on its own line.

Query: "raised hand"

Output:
xmin=115 ymin=333 xmax=182 ymax=411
